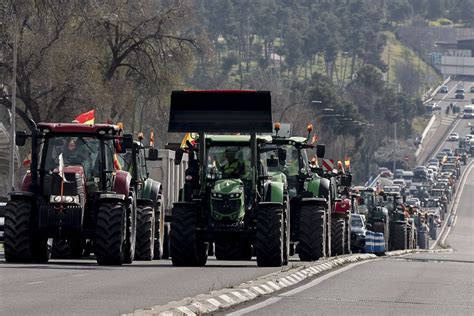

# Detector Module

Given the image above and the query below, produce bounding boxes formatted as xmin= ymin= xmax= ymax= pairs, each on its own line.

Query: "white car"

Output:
xmin=447 ymin=133 xmax=459 ymax=141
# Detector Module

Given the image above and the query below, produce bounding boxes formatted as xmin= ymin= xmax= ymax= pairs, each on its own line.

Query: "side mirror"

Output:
xmin=122 ymin=133 xmax=134 ymax=150
xmin=174 ymin=148 xmax=184 ymax=165
xmin=15 ymin=131 xmax=28 ymax=146
xmin=316 ymin=144 xmax=325 ymax=158
xmin=277 ymin=148 xmax=286 ymax=164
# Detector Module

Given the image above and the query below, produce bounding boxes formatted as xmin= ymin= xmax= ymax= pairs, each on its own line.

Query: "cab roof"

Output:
xmin=37 ymin=123 xmax=122 ymax=135
xmin=205 ymin=134 xmax=272 ymax=143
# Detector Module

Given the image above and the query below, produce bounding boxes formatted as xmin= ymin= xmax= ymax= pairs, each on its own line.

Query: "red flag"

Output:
xmin=74 ymin=109 xmax=95 ymax=124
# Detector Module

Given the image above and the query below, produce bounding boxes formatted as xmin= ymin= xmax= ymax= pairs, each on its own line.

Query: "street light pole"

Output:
xmin=279 ymin=100 xmax=322 ymax=122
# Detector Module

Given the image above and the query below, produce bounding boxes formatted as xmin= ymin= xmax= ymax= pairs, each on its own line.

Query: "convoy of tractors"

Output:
xmin=2 ymin=90 xmax=462 ymax=267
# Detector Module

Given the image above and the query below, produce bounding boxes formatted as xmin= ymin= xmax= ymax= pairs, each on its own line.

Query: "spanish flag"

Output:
xmin=74 ymin=109 xmax=95 ymax=124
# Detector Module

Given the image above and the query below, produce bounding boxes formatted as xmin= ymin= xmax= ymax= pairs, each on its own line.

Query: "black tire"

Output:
xmin=298 ymin=205 xmax=325 ymax=261
xmin=170 ymin=204 xmax=207 ymax=266
xmin=331 ymin=218 xmax=345 ymax=256
xmin=52 ymin=239 xmax=71 ymax=259
xmin=123 ymin=193 xmax=137 ymax=264
xmin=153 ymin=200 xmax=165 ymax=260
xmin=134 ymin=206 xmax=155 ymax=261
xmin=240 ymin=240 xmax=253 ymax=261
xmin=344 ymin=217 xmax=350 ymax=254
xmin=95 ymin=202 xmax=126 ymax=265
xmin=162 ymin=223 xmax=170 ymax=259
xmin=255 ymin=204 xmax=284 ymax=267
xmin=215 ymin=239 xmax=241 ymax=260
xmin=69 ymin=240 xmax=84 ymax=259
xmin=389 ymin=223 xmax=407 ymax=251
xmin=4 ymin=200 xmax=49 ymax=263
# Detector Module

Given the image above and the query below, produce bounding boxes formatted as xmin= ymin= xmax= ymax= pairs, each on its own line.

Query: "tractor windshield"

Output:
xmin=43 ymin=135 xmax=101 ymax=181
xmin=207 ymin=145 xmax=250 ymax=180
xmin=265 ymin=145 xmax=301 ymax=177
xmin=359 ymin=191 xmax=375 ymax=208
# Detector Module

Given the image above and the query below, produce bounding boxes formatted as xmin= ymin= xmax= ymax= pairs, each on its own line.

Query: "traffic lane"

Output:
xmin=404 ymin=164 xmax=474 ymax=262
xmin=0 ymin=257 xmax=280 ymax=315
xmin=228 ymin=259 xmax=474 ymax=316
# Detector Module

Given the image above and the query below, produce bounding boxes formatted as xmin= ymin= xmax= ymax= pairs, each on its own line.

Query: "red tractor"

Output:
xmin=4 ymin=122 xmax=136 ymax=265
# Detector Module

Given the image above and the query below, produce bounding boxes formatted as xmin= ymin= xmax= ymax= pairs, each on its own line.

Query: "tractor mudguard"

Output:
xmin=140 ymin=178 xmax=162 ymax=204
xmin=98 ymin=193 xmax=126 ymax=201
xmin=263 ymin=182 xmax=284 ymax=204
xmin=8 ymin=191 xmax=34 ymax=202
xmin=308 ymin=177 xmax=330 ymax=199
xmin=300 ymin=197 xmax=327 ymax=206
xmin=113 ymin=171 xmax=131 ymax=196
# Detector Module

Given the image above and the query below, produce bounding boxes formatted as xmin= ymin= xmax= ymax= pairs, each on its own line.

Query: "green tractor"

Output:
xmin=117 ymin=137 xmax=167 ymax=260
xmin=382 ymin=192 xmax=416 ymax=250
xmin=261 ymin=124 xmax=333 ymax=261
xmin=168 ymin=90 xmax=289 ymax=267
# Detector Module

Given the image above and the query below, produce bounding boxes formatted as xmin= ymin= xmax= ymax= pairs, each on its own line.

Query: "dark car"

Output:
xmin=440 ymin=85 xmax=449 ymax=93
xmin=351 ymin=214 xmax=368 ymax=253
xmin=470 ymin=86 xmax=474 ymax=93
xmin=455 ymin=88 xmax=465 ymax=99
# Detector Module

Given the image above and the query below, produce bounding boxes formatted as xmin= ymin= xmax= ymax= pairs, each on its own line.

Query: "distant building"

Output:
xmin=430 ymin=39 xmax=474 ymax=76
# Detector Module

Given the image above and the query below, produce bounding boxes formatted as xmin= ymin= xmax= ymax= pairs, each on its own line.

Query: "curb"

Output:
xmin=128 ymin=248 xmax=441 ymax=316
xmin=128 ymin=254 xmax=377 ymax=316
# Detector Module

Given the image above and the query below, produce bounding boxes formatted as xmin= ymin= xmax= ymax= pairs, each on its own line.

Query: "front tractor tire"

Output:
xmin=95 ymin=201 xmax=127 ymax=265
xmin=298 ymin=205 xmax=326 ymax=261
xmin=256 ymin=204 xmax=285 ymax=267
xmin=134 ymin=206 xmax=155 ymax=261
xmin=4 ymin=199 xmax=51 ymax=263
xmin=153 ymin=200 xmax=166 ymax=260
xmin=170 ymin=204 xmax=207 ymax=266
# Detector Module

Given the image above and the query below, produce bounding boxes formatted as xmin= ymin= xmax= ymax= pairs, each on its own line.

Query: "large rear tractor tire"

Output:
xmin=170 ymin=204 xmax=207 ymax=266
xmin=255 ymin=204 xmax=284 ymax=267
xmin=134 ymin=206 xmax=155 ymax=261
xmin=215 ymin=239 xmax=241 ymax=260
xmin=331 ymin=217 xmax=345 ymax=256
xmin=95 ymin=202 xmax=127 ymax=265
xmin=389 ymin=222 xmax=407 ymax=251
xmin=298 ymin=205 xmax=325 ymax=261
xmin=162 ymin=223 xmax=170 ymax=259
xmin=51 ymin=239 xmax=71 ymax=259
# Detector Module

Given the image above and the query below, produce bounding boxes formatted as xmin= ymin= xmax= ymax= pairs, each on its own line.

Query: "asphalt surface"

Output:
xmin=1 ymin=80 xmax=473 ymax=316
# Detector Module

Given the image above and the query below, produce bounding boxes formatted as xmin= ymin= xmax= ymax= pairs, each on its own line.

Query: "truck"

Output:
xmin=4 ymin=122 xmax=136 ymax=265
xmin=261 ymin=124 xmax=335 ymax=261
xmin=167 ymin=90 xmax=289 ymax=267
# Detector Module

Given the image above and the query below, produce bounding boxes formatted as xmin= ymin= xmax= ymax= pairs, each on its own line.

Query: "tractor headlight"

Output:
xmin=54 ymin=196 xmax=62 ymax=202
xmin=65 ymin=196 xmax=74 ymax=203
xmin=212 ymin=193 xmax=223 ymax=198
xmin=229 ymin=193 xmax=242 ymax=198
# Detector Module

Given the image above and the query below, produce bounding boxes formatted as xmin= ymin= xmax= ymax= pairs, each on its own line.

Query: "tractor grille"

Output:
xmin=212 ymin=198 xmax=241 ymax=216
xmin=38 ymin=204 xmax=84 ymax=231
xmin=50 ymin=173 xmax=84 ymax=196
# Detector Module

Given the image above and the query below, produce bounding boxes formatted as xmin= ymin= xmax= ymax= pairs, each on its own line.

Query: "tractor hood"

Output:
xmin=268 ymin=171 xmax=287 ymax=186
xmin=212 ymin=179 xmax=244 ymax=195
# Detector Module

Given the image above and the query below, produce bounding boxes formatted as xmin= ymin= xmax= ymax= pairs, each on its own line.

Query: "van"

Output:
xmin=463 ymin=105 xmax=474 ymax=119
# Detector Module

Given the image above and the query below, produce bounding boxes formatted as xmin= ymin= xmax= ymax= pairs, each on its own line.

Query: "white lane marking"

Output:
xmin=71 ymin=273 xmax=88 ymax=277
xmin=26 ymin=281 xmax=45 ymax=285
xmin=226 ymin=260 xmax=375 ymax=316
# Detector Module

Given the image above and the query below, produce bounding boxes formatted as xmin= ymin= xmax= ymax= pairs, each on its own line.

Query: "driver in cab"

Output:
xmin=220 ymin=148 xmax=244 ymax=179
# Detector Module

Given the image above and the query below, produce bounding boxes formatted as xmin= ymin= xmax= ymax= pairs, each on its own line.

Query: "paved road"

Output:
xmin=418 ymin=78 xmax=473 ymax=164
xmin=225 ymin=119 xmax=474 ymax=316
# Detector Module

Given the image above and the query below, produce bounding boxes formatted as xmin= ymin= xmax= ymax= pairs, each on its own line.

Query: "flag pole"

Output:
xmin=8 ymin=32 xmax=17 ymax=191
